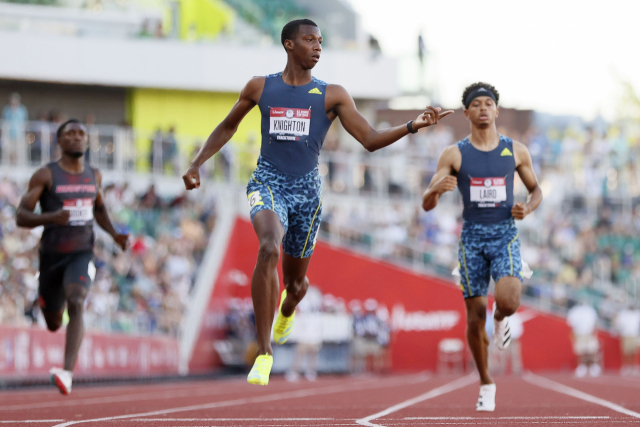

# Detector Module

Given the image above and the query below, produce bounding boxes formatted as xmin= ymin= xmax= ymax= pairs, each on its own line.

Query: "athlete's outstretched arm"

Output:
xmin=512 ymin=141 xmax=542 ymax=220
xmin=421 ymin=145 xmax=460 ymax=211
xmin=93 ymin=169 xmax=129 ymax=251
xmin=328 ymin=85 xmax=453 ymax=152
xmin=183 ymin=77 xmax=265 ymax=189
xmin=16 ymin=167 xmax=70 ymax=228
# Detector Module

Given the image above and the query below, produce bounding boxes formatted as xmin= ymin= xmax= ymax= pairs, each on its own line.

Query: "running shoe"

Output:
xmin=50 ymin=367 xmax=72 ymax=395
xmin=273 ymin=289 xmax=295 ymax=344
xmin=247 ymin=354 xmax=273 ymax=386
xmin=476 ymin=383 xmax=496 ymax=411
xmin=493 ymin=303 xmax=511 ymax=350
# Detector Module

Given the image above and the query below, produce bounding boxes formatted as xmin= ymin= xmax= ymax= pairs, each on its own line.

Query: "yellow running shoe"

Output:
xmin=247 ymin=354 xmax=273 ymax=385
xmin=273 ymin=289 xmax=295 ymax=344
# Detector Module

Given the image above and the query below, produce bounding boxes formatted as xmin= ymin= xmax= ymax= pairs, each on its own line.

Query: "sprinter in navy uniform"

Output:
xmin=422 ymin=83 xmax=542 ymax=411
xmin=183 ymin=19 xmax=453 ymax=385
xmin=17 ymin=119 xmax=129 ymax=395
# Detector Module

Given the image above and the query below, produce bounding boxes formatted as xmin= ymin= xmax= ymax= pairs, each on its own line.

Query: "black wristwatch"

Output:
xmin=407 ymin=120 xmax=418 ymax=134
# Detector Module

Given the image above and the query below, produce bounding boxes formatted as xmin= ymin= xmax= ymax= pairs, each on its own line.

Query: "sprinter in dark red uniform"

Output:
xmin=17 ymin=119 xmax=128 ymax=395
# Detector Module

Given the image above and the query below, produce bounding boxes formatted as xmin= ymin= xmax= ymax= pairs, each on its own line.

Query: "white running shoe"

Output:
xmin=476 ymin=383 xmax=496 ymax=412
xmin=589 ymin=364 xmax=601 ymax=377
xmin=575 ymin=364 xmax=588 ymax=378
xmin=493 ymin=304 xmax=511 ymax=350
xmin=49 ymin=367 xmax=72 ymax=395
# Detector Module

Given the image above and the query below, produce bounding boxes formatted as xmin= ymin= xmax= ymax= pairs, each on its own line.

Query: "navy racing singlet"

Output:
xmin=456 ymin=135 xmax=516 ymax=224
xmin=39 ymin=162 xmax=97 ymax=253
xmin=258 ymin=72 xmax=333 ymax=176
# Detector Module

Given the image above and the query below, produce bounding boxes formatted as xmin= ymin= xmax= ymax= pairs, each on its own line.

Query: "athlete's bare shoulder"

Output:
xmin=325 ymin=84 xmax=350 ymax=105
xmin=242 ymin=76 xmax=267 ymax=104
xmin=29 ymin=165 xmax=53 ymax=188
xmin=439 ymin=144 xmax=463 ymax=172
xmin=512 ymin=140 xmax=532 ymax=168
xmin=324 ymin=84 xmax=352 ymax=120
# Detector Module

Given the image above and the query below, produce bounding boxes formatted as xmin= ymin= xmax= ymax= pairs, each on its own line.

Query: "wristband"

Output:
xmin=407 ymin=120 xmax=418 ymax=134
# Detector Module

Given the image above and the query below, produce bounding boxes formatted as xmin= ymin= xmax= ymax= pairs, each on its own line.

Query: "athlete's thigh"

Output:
xmin=62 ymin=252 xmax=94 ymax=295
xmin=488 ymin=230 xmax=522 ymax=284
xmin=38 ymin=252 xmax=67 ymax=313
xmin=247 ymin=176 xmax=289 ymax=234
xmin=283 ymin=178 xmax=322 ymax=259
xmin=458 ymin=236 xmax=491 ymax=299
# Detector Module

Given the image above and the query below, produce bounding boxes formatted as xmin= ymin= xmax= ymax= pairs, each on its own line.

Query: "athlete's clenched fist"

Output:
xmin=434 ymin=175 xmax=458 ymax=194
xmin=511 ymin=202 xmax=530 ymax=220
xmin=183 ymin=165 xmax=201 ymax=190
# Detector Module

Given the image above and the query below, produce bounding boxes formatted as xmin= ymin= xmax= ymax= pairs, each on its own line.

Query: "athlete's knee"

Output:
xmin=44 ymin=313 xmax=62 ymax=332
xmin=495 ymin=292 xmax=520 ymax=316
xmin=66 ymin=292 xmax=86 ymax=316
xmin=466 ymin=302 xmax=487 ymax=323
xmin=283 ymin=275 xmax=308 ymax=300
xmin=46 ymin=319 xmax=62 ymax=332
xmin=257 ymin=240 xmax=281 ymax=266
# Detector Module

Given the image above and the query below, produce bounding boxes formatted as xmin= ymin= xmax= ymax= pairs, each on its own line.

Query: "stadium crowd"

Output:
xmin=0 ymin=177 xmax=217 ymax=336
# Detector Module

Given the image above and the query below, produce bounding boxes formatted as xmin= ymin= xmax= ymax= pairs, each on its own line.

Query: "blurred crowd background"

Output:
xmin=0 ymin=0 xmax=639 ymax=375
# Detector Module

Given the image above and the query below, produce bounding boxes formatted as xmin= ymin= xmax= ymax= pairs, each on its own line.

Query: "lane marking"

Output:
xmin=404 ymin=416 xmax=612 ymax=420
xmin=0 ymin=421 xmax=64 ymax=424
xmin=576 ymin=377 xmax=640 ymax=389
xmin=0 ymin=383 xmax=240 ymax=411
xmin=0 ymin=382 xmax=233 ymax=410
xmin=355 ymin=374 xmax=477 ymax=427
xmin=52 ymin=374 xmax=431 ymax=426
xmin=523 ymin=373 xmax=640 ymax=419
xmin=129 ymin=419 xmax=335 ymax=421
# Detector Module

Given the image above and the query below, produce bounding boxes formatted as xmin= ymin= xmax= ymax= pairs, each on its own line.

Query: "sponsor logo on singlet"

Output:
xmin=269 ymin=107 xmax=311 ymax=141
xmin=470 ymin=177 xmax=507 ymax=208
xmin=63 ymin=198 xmax=94 ymax=225
xmin=55 ymin=185 xmax=96 ymax=193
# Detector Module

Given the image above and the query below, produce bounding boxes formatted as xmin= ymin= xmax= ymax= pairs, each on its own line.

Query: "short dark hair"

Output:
xmin=281 ymin=19 xmax=318 ymax=50
xmin=461 ymin=82 xmax=500 ymax=108
xmin=56 ymin=119 xmax=82 ymax=140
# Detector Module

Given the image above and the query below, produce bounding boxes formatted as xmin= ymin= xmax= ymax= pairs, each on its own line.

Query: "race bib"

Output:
xmin=470 ymin=177 xmax=506 ymax=208
xmin=269 ymin=108 xmax=311 ymax=141
xmin=63 ymin=198 xmax=94 ymax=225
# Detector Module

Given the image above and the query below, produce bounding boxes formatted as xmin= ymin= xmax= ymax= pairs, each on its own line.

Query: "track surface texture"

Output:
xmin=1 ymin=372 xmax=639 ymax=426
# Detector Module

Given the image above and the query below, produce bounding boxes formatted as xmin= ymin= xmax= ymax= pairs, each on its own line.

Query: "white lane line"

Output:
xmin=523 ymin=373 xmax=640 ymax=419
xmin=0 ymin=421 xmax=64 ymax=424
xmin=51 ymin=374 xmax=431 ymax=427
xmin=404 ymin=416 xmax=611 ymax=420
xmin=0 ymin=382 xmax=242 ymax=411
xmin=355 ymin=374 xmax=477 ymax=427
xmin=576 ymin=377 xmax=640 ymax=389
xmin=129 ymin=419 xmax=334 ymax=422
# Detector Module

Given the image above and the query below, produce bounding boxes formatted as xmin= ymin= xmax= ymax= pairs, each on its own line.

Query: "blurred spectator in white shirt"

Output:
xmin=286 ymin=286 xmax=323 ymax=382
xmin=2 ymin=93 xmax=28 ymax=162
xmin=614 ymin=304 xmax=640 ymax=375
xmin=567 ymin=301 xmax=600 ymax=377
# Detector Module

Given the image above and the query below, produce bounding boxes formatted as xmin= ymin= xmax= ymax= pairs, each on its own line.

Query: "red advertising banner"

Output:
xmin=0 ymin=326 xmax=179 ymax=378
xmin=189 ymin=217 xmax=623 ymax=373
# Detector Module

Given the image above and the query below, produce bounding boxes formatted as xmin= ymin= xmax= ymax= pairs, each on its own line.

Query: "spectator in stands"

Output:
xmin=163 ymin=126 xmax=178 ymax=174
xmin=149 ymin=128 xmax=163 ymax=173
xmin=2 ymin=92 xmax=28 ymax=162
xmin=286 ymin=286 xmax=323 ymax=382
xmin=351 ymin=298 xmax=385 ymax=374
xmin=567 ymin=300 xmax=600 ymax=377
xmin=614 ymin=303 xmax=640 ymax=375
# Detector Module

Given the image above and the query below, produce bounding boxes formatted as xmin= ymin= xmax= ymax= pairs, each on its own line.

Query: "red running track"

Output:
xmin=0 ymin=373 xmax=639 ymax=426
